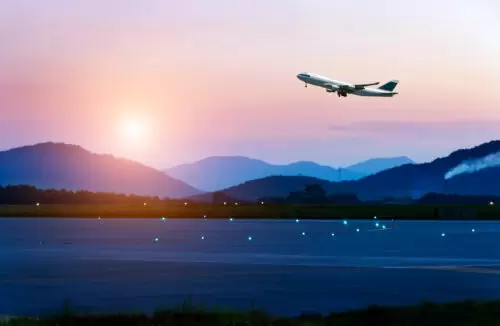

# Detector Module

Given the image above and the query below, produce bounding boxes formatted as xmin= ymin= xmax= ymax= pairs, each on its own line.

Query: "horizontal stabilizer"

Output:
xmin=378 ymin=80 xmax=399 ymax=92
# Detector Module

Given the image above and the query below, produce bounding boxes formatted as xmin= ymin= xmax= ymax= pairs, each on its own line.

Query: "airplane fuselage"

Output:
xmin=297 ymin=73 xmax=398 ymax=97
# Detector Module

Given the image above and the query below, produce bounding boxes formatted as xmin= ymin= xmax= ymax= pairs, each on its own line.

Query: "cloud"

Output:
xmin=328 ymin=120 xmax=500 ymax=138
xmin=445 ymin=151 xmax=500 ymax=180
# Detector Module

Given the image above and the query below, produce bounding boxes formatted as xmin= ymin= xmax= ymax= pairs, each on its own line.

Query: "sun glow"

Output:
xmin=121 ymin=116 xmax=148 ymax=142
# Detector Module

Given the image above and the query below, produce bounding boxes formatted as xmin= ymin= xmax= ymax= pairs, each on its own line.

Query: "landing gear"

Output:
xmin=337 ymin=91 xmax=347 ymax=97
xmin=305 ymin=83 xmax=307 ymax=88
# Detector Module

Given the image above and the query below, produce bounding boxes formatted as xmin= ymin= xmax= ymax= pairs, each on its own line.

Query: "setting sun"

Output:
xmin=121 ymin=117 xmax=148 ymax=142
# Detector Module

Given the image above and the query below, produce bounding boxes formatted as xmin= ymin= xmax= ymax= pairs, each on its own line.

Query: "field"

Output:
xmin=2 ymin=300 xmax=500 ymax=326
xmin=0 ymin=202 xmax=499 ymax=219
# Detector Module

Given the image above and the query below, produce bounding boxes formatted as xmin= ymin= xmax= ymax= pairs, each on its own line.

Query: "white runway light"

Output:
xmin=441 ymin=233 xmax=446 ymax=237
xmin=331 ymin=233 xmax=335 ymax=237
xmin=296 ymin=219 xmax=300 ymax=223
xmin=472 ymin=229 xmax=476 ymax=232
xmin=229 ymin=218 xmax=233 ymax=221
xmin=373 ymin=216 xmax=377 ymax=219
xmin=302 ymin=232 xmax=306 ymax=236
xmin=343 ymin=220 xmax=348 ymax=225
xmin=201 ymin=235 xmax=205 ymax=240
xmin=153 ymin=237 xmax=159 ymax=242
xmin=356 ymin=228 xmax=360 ymax=232
xmin=248 ymin=236 xmax=252 ymax=241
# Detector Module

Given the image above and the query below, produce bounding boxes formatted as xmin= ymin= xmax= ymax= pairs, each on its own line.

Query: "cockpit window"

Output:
xmin=301 ymin=74 xmax=310 ymax=78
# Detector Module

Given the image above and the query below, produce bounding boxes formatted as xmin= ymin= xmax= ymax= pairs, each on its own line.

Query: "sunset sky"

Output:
xmin=1 ymin=0 xmax=499 ymax=169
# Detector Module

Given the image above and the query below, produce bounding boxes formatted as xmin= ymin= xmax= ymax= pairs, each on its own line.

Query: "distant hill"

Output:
xmin=211 ymin=140 xmax=500 ymax=201
xmin=222 ymin=175 xmax=333 ymax=201
xmin=165 ymin=155 xmax=412 ymax=192
xmin=0 ymin=142 xmax=201 ymax=198
xmin=445 ymin=166 xmax=500 ymax=196
xmin=346 ymin=156 xmax=415 ymax=175
xmin=343 ymin=140 xmax=500 ymax=200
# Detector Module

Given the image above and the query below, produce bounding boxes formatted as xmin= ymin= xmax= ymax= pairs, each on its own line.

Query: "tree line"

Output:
xmin=0 ymin=185 xmax=173 ymax=205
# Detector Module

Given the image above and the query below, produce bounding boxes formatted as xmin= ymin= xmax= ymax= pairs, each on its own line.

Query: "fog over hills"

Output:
xmin=204 ymin=140 xmax=500 ymax=201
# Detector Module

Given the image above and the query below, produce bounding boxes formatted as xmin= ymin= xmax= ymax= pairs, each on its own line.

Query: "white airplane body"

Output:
xmin=296 ymin=72 xmax=399 ymax=98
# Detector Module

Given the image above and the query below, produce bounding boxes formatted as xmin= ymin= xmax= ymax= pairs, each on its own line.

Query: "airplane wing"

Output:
xmin=323 ymin=83 xmax=339 ymax=90
xmin=353 ymin=82 xmax=379 ymax=89
xmin=324 ymin=82 xmax=379 ymax=92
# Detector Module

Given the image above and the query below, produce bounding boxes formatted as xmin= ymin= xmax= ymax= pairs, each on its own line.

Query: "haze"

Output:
xmin=1 ymin=0 xmax=499 ymax=169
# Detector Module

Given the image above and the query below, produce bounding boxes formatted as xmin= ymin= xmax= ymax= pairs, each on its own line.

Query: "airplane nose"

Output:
xmin=296 ymin=74 xmax=303 ymax=80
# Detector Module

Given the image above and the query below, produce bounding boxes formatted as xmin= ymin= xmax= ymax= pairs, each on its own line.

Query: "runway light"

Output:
xmin=331 ymin=233 xmax=335 ymax=237
xmin=296 ymin=219 xmax=300 ymax=223
xmin=36 ymin=202 xmax=40 ymax=206
xmin=153 ymin=237 xmax=159 ymax=242
xmin=382 ymin=225 xmax=386 ymax=230
xmin=248 ymin=236 xmax=252 ymax=241
xmin=343 ymin=220 xmax=348 ymax=225
xmin=490 ymin=201 xmax=494 ymax=206
xmin=229 ymin=217 xmax=233 ymax=221
xmin=201 ymin=235 xmax=205 ymax=240
xmin=203 ymin=215 xmax=207 ymax=218
xmin=223 ymin=202 xmax=227 ymax=205
xmin=356 ymin=228 xmax=360 ymax=232
xmin=441 ymin=233 xmax=446 ymax=237
xmin=144 ymin=202 xmax=147 ymax=206
xmin=98 ymin=217 xmax=101 ymax=220
xmin=375 ymin=222 xmax=379 ymax=227
xmin=261 ymin=201 xmax=264 ymax=205
xmin=374 ymin=216 xmax=377 ymax=219
xmin=302 ymin=232 xmax=306 ymax=236
xmin=472 ymin=229 xmax=476 ymax=232
xmin=184 ymin=202 xmax=188 ymax=206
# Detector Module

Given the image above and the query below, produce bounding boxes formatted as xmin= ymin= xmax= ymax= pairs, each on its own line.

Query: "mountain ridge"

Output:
xmin=208 ymin=140 xmax=500 ymax=201
xmin=0 ymin=142 xmax=201 ymax=198
xmin=166 ymin=155 xmax=414 ymax=191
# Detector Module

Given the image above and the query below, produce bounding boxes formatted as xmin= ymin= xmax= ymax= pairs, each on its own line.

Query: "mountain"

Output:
xmin=0 ymin=142 xmax=201 ymax=198
xmin=224 ymin=175 xmax=333 ymax=201
xmin=165 ymin=156 xmax=414 ymax=192
xmin=212 ymin=140 xmax=500 ymax=201
xmin=346 ymin=156 xmax=415 ymax=175
xmin=343 ymin=140 xmax=500 ymax=200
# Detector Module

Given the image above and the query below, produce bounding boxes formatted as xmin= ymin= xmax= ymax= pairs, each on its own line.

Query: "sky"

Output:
xmin=1 ymin=0 xmax=499 ymax=169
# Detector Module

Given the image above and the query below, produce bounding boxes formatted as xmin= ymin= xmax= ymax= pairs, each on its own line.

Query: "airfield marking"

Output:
xmin=3 ymin=263 xmax=500 ymax=285
xmin=387 ymin=264 xmax=500 ymax=275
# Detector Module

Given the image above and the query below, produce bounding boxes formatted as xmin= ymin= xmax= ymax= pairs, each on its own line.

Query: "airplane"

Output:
xmin=296 ymin=72 xmax=399 ymax=97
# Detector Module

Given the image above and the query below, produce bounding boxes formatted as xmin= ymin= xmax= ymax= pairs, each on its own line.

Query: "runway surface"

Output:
xmin=1 ymin=218 xmax=500 ymax=316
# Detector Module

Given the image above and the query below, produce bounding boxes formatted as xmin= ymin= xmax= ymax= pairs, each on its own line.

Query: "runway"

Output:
xmin=1 ymin=218 xmax=500 ymax=316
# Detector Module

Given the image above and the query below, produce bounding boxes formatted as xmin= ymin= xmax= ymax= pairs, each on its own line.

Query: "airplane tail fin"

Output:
xmin=378 ymin=80 xmax=399 ymax=92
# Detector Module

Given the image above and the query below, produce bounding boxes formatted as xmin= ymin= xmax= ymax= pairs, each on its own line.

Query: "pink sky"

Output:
xmin=1 ymin=0 xmax=499 ymax=168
